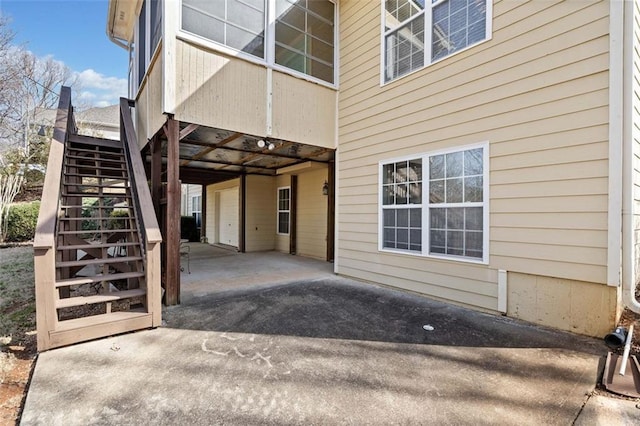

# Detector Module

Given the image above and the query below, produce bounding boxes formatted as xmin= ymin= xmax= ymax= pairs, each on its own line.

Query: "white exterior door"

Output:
xmin=218 ymin=188 xmax=239 ymax=247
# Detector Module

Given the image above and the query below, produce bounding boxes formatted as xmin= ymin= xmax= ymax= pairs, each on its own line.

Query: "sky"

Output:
xmin=0 ymin=0 xmax=129 ymax=108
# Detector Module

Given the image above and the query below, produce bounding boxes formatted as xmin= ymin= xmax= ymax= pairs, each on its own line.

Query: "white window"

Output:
xmin=275 ymin=0 xmax=335 ymax=83
xmin=277 ymin=187 xmax=290 ymax=234
xmin=380 ymin=143 xmax=488 ymax=263
xmin=134 ymin=0 xmax=163 ymax=94
xmin=180 ymin=0 xmax=336 ymax=85
xmin=191 ymin=195 xmax=202 ymax=228
xmin=182 ymin=0 xmax=266 ymax=58
xmin=382 ymin=0 xmax=492 ymax=83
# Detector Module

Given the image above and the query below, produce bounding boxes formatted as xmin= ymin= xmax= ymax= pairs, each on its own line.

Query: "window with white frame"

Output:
xmin=383 ymin=0 xmax=491 ymax=83
xmin=182 ymin=0 xmax=266 ymax=58
xmin=191 ymin=195 xmax=202 ymax=228
xmin=134 ymin=0 xmax=163 ymax=93
xmin=275 ymin=0 xmax=335 ymax=83
xmin=180 ymin=0 xmax=336 ymax=85
xmin=380 ymin=144 xmax=487 ymax=262
xmin=277 ymin=187 xmax=290 ymax=234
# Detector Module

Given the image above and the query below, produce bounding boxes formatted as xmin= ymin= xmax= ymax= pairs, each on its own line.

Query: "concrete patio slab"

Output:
xmin=21 ymin=250 xmax=616 ymax=425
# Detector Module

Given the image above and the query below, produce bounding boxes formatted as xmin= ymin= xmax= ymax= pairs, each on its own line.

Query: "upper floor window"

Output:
xmin=275 ymin=0 xmax=335 ymax=83
xmin=383 ymin=0 xmax=491 ymax=83
xmin=134 ymin=0 xmax=162 ymax=93
xmin=180 ymin=0 xmax=336 ymax=85
xmin=182 ymin=0 xmax=266 ymax=58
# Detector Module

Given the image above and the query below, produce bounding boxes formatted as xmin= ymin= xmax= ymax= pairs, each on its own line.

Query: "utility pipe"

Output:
xmin=621 ymin=0 xmax=640 ymax=315
xmin=619 ymin=324 xmax=634 ymax=376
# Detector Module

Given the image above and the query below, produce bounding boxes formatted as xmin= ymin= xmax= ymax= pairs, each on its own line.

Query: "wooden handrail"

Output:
xmin=119 ymin=97 xmax=162 ymax=244
xmin=34 ymin=86 xmax=72 ymax=249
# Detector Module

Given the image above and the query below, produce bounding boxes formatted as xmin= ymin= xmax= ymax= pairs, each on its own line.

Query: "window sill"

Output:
xmin=379 ymin=247 xmax=488 ymax=266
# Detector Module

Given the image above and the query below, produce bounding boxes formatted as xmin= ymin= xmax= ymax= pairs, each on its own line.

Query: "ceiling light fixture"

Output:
xmin=256 ymin=139 xmax=266 ymax=148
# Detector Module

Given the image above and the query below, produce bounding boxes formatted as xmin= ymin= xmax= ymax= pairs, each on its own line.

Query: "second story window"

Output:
xmin=383 ymin=0 xmax=492 ymax=83
xmin=182 ymin=0 xmax=266 ymax=58
xmin=180 ymin=0 xmax=336 ymax=85
xmin=275 ymin=0 xmax=335 ymax=84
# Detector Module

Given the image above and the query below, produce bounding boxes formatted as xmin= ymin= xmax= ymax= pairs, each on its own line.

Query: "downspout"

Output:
xmin=621 ymin=0 xmax=640 ymax=314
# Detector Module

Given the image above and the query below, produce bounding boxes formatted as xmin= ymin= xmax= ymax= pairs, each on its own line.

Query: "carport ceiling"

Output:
xmin=147 ymin=123 xmax=334 ymax=184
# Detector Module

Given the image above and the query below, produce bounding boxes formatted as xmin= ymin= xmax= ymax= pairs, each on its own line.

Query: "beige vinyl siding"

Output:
xmin=275 ymin=175 xmax=291 ymax=253
xmin=205 ymin=179 xmax=240 ymax=246
xmin=172 ymin=39 xmax=337 ymax=148
xmin=296 ymin=168 xmax=328 ymax=259
xmin=272 ymin=72 xmax=336 ymax=149
xmin=337 ymin=0 xmax=610 ymax=311
xmin=633 ymin=0 xmax=640 ymax=281
xmin=174 ymin=40 xmax=266 ymax=137
xmin=135 ymin=53 xmax=165 ymax=148
xmin=245 ymin=175 xmax=276 ymax=252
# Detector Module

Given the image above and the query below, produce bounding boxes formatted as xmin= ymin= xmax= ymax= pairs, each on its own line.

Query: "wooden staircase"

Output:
xmin=34 ymin=87 xmax=162 ymax=351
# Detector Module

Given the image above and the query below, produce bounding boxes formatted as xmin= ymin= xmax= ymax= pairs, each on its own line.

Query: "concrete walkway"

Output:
xmin=20 ymin=248 xmax=640 ymax=424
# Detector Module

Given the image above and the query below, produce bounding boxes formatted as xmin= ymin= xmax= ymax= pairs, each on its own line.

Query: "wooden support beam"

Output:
xmin=290 ymin=175 xmax=297 ymax=255
xmin=165 ymin=117 xmax=181 ymax=305
xmin=179 ymin=123 xmax=200 ymax=141
xmin=201 ymin=185 xmax=207 ymax=242
xmin=239 ymin=175 xmax=246 ymax=253
xmin=151 ymin=135 xmax=162 ymax=219
xmin=180 ymin=132 xmax=243 ymax=167
xmin=326 ymin=161 xmax=335 ymax=262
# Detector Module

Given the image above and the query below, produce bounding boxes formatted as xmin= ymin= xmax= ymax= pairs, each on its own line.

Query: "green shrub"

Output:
xmin=108 ymin=209 xmax=131 ymax=230
xmin=5 ymin=201 xmax=40 ymax=242
xmin=181 ymin=216 xmax=199 ymax=242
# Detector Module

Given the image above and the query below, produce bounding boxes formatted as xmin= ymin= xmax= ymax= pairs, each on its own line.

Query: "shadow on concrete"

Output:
xmin=164 ymin=275 xmax=606 ymax=356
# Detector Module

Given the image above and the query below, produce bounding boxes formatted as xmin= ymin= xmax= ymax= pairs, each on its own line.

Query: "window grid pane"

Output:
xmin=278 ymin=187 xmax=290 ymax=234
xmin=381 ymin=158 xmax=422 ymax=252
xmin=275 ymin=0 xmax=335 ymax=83
xmin=427 ymin=147 xmax=484 ymax=260
xmin=182 ymin=0 xmax=266 ymax=59
xmin=383 ymin=0 xmax=489 ymax=83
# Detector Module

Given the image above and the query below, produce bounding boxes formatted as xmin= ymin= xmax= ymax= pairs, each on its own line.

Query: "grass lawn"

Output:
xmin=0 ymin=245 xmax=37 ymax=424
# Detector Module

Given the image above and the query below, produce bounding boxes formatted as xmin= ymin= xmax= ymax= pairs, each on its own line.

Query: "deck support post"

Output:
xmin=290 ymin=175 xmax=297 ymax=255
xmin=165 ymin=116 xmax=181 ymax=305
xmin=326 ymin=161 xmax=335 ymax=262
xmin=150 ymin=134 xmax=162 ymax=219
xmin=201 ymin=185 xmax=207 ymax=242
xmin=239 ymin=174 xmax=246 ymax=253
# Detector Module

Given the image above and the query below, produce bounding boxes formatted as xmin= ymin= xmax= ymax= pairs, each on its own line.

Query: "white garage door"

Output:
xmin=218 ymin=187 xmax=239 ymax=247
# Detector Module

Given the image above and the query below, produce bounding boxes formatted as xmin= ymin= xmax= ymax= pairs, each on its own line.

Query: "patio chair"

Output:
xmin=180 ymin=241 xmax=191 ymax=274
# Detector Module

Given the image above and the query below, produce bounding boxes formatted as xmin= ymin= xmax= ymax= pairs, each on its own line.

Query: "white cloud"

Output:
xmin=74 ymin=68 xmax=127 ymax=107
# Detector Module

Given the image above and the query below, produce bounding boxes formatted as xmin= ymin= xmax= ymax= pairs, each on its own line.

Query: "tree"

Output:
xmin=0 ymin=16 xmax=79 ymax=194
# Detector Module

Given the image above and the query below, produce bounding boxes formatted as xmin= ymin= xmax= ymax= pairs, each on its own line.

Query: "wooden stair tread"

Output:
xmin=68 ymin=134 xmax=122 ymax=149
xmin=63 ymin=183 xmax=130 ymax=188
xmin=60 ymin=205 xmax=133 ymax=210
xmin=64 ymin=173 xmax=128 ymax=180
xmin=55 ymin=271 xmax=145 ymax=287
xmin=56 ymin=288 xmax=147 ymax=309
xmin=66 ymin=146 xmax=124 ymax=155
xmin=59 ymin=217 xmax=134 ymax=221
xmin=58 ymin=229 xmax=137 ymax=235
xmin=66 ymin=164 xmax=126 ymax=172
xmin=61 ymin=193 xmax=131 ymax=198
xmin=58 ymin=241 xmax=140 ymax=250
xmin=56 ymin=255 xmax=142 ymax=268
xmin=54 ymin=310 xmax=150 ymax=332
xmin=65 ymin=153 xmax=125 ymax=161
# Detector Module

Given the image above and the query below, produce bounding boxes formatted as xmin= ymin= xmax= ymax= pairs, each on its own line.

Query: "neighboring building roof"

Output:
xmin=32 ymin=105 xmax=119 ymax=129
xmin=32 ymin=104 xmax=120 ymax=140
